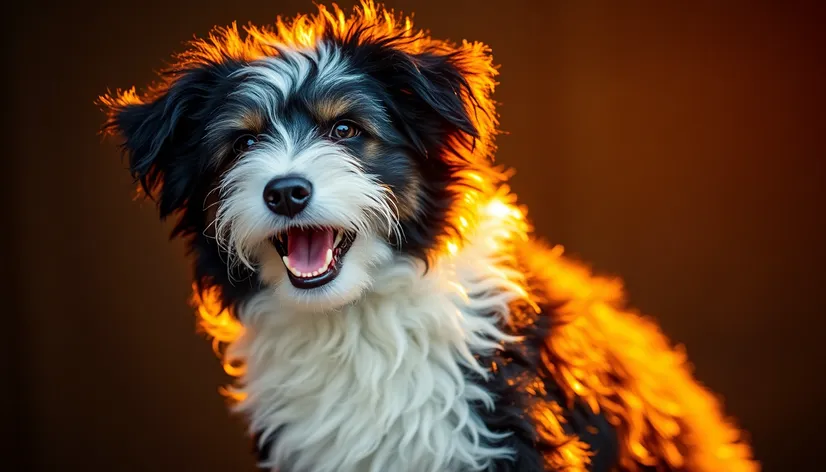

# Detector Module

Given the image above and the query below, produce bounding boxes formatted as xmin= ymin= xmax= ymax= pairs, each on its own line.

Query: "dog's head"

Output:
xmin=100 ymin=2 xmax=499 ymax=312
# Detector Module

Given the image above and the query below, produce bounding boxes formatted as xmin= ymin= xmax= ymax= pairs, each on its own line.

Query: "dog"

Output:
xmin=99 ymin=2 xmax=758 ymax=471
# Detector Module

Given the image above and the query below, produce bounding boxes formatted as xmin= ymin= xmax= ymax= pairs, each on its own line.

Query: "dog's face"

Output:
xmin=103 ymin=31 xmax=493 ymax=312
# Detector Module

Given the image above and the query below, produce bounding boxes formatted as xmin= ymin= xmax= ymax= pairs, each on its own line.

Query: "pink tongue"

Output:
xmin=287 ymin=227 xmax=334 ymax=274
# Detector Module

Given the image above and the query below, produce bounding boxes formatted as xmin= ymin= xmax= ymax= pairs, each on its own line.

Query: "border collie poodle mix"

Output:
xmin=99 ymin=2 xmax=757 ymax=471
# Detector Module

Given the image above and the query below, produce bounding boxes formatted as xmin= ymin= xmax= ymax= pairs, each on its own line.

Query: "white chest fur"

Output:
xmin=227 ymin=218 xmax=527 ymax=472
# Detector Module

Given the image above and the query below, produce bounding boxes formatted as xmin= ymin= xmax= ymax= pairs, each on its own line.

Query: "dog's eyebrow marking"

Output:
xmin=204 ymin=105 xmax=267 ymax=166
xmin=313 ymin=96 xmax=354 ymax=123
xmin=309 ymin=95 xmax=384 ymax=134
xmin=307 ymin=84 xmax=389 ymax=137
xmin=211 ymin=110 xmax=265 ymax=136
xmin=236 ymin=110 xmax=265 ymax=133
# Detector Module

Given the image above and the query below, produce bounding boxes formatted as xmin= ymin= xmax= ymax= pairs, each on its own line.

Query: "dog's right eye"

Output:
xmin=233 ymin=134 xmax=259 ymax=154
xmin=329 ymin=120 xmax=361 ymax=141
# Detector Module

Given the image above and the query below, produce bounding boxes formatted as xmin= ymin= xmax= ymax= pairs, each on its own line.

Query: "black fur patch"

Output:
xmin=467 ymin=295 xmax=619 ymax=472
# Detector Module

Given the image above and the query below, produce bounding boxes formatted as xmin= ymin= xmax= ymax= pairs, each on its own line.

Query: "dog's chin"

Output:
xmin=257 ymin=230 xmax=394 ymax=313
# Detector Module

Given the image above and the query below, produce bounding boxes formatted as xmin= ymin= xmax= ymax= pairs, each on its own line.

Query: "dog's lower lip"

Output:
xmin=269 ymin=228 xmax=355 ymax=289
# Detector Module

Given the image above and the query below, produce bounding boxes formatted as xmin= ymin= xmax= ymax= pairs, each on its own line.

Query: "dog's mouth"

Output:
xmin=269 ymin=227 xmax=356 ymax=289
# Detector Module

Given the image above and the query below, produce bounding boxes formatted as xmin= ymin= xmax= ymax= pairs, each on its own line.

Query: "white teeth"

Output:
xmin=280 ymin=238 xmax=340 ymax=280
xmin=282 ymin=256 xmax=302 ymax=277
xmin=282 ymin=258 xmax=329 ymax=278
xmin=334 ymin=232 xmax=343 ymax=247
xmin=324 ymin=248 xmax=333 ymax=268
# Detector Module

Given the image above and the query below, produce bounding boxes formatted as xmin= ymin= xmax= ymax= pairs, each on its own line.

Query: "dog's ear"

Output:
xmin=100 ymin=64 xmax=228 ymax=218
xmin=393 ymin=50 xmax=479 ymax=140
xmin=349 ymin=40 xmax=496 ymax=159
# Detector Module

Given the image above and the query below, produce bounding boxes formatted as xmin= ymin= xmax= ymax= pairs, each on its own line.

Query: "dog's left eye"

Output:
xmin=233 ymin=134 xmax=259 ymax=154
xmin=330 ymin=121 xmax=361 ymax=141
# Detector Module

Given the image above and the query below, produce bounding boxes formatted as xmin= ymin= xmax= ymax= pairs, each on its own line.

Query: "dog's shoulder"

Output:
xmin=503 ymin=237 xmax=755 ymax=471
xmin=471 ymin=290 xmax=620 ymax=472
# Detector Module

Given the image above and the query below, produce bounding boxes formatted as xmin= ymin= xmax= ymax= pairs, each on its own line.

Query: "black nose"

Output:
xmin=263 ymin=176 xmax=313 ymax=217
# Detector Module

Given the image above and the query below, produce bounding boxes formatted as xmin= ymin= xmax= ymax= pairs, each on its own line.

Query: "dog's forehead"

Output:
xmin=210 ymin=44 xmax=389 ymax=139
xmin=230 ymin=44 xmax=360 ymax=114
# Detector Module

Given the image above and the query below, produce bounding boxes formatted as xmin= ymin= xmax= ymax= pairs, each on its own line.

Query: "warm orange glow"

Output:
xmin=519 ymin=241 xmax=759 ymax=471
xmin=191 ymin=287 xmax=246 ymax=382
xmin=164 ymin=2 xmax=756 ymax=469
xmin=531 ymin=400 xmax=593 ymax=471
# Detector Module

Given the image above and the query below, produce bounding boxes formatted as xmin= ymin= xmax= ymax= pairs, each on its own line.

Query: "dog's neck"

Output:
xmin=227 ymin=205 xmax=529 ymax=472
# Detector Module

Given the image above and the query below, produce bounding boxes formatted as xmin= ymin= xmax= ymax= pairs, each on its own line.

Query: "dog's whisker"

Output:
xmin=202 ymin=185 xmax=224 ymax=210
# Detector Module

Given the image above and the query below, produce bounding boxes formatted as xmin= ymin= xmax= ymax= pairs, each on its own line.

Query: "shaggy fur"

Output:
xmin=99 ymin=2 xmax=758 ymax=471
xmin=235 ymin=213 xmax=526 ymax=471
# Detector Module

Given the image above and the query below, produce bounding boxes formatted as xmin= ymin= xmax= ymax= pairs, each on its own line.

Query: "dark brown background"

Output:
xmin=3 ymin=1 xmax=824 ymax=470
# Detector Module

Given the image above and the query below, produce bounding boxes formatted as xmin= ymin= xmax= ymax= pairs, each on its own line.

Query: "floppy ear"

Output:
xmin=348 ymin=40 xmax=494 ymax=158
xmin=389 ymin=49 xmax=480 ymax=158
xmin=100 ymin=65 xmax=226 ymax=218
xmin=394 ymin=50 xmax=479 ymax=138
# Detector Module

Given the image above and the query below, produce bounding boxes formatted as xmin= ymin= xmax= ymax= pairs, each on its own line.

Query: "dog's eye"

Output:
xmin=330 ymin=121 xmax=361 ymax=141
xmin=233 ymin=134 xmax=259 ymax=154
